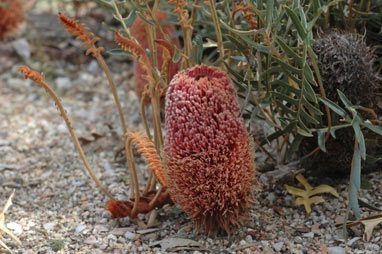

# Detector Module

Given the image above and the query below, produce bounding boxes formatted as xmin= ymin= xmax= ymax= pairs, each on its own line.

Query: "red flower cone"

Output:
xmin=164 ymin=65 xmax=256 ymax=234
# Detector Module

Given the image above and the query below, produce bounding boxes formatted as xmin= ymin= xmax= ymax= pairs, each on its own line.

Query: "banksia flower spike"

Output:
xmin=130 ymin=10 xmax=181 ymax=102
xmin=164 ymin=65 xmax=256 ymax=234
xmin=0 ymin=0 xmax=24 ymax=41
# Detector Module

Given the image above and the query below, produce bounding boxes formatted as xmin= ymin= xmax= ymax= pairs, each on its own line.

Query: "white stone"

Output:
xmin=303 ymin=232 xmax=314 ymax=238
xmin=7 ymin=222 xmax=22 ymax=234
xmin=273 ymin=242 xmax=284 ymax=251
xmin=328 ymin=247 xmax=346 ymax=254
xmin=75 ymin=224 xmax=86 ymax=234
xmin=43 ymin=222 xmax=55 ymax=231
xmin=124 ymin=231 xmax=136 ymax=240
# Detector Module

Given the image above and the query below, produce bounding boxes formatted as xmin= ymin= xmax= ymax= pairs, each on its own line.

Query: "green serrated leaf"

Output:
xmin=261 ymin=120 xmax=298 ymax=145
xmin=300 ymin=108 xmax=320 ymax=125
xmin=318 ymin=97 xmax=347 ymax=118
xmin=124 ymin=8 xmax=138 ymax=28
xmin=276 ymin=37 xmax=302 ymax=65
xmin=285 ymin=6 xmax=307 ymax=40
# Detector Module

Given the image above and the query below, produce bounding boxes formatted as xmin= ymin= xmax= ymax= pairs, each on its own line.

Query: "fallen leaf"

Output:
xmin=0 ymin=190 xmax=22 ymax=254
xmin=149 ymin=237 xmax=202 ymax=251
xmin=361 ymin=214 xmax=382 ymax=241
xmin=336 ymin=213 xmax=382 ymax=241
xmin=286 ymin=174 xmax=339 ymax=214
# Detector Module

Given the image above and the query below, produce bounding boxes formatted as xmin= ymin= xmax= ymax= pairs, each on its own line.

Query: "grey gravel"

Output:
xmin=328 ymin=246 xmax=346 ymax=254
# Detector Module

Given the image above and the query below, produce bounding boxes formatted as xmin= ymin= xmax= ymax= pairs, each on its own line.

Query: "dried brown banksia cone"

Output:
xmin=130 ymin=10 xmax=181 ymax=102
xmin=164 ymin=65 xmax=256 ymax=234
xmin=0 ymin=0 xmax=24 ymax=41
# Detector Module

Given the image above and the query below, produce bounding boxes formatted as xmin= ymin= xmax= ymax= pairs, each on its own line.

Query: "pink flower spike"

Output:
xmin=164 ymin=65 xmax=256 ymax=235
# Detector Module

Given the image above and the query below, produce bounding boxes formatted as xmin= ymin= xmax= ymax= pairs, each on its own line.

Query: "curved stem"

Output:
xmin=125 ymin=135 xmax=141 ymax=216
xmin=140 ymin=95 xmax=152 ymax=141
xmin=96 ymin=55 xmax=127 ymax=134
xmin=30 ymin=79 xmax=115 ymax=200
xmin=208 ymin=0 xmax=225 ymax=68
xmin=111 ymin=0 xmax=131 ymax=38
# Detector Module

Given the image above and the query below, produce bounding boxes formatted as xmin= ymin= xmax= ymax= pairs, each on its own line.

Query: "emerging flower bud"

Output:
xmin=164 ymin=65 xmax=256 ymax=234
xmin=130 ymin=10 xmax=181 ymax=103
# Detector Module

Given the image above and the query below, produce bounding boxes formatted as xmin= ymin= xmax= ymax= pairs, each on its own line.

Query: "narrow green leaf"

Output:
xmin=275 ymin=99 xmax=297 ymax=115
xmin=352 ymin=121 xmax=366 ymax=160
xmin=261 ymin=121 xmax=298 ymax=145
xmin=107 ymin=49 xmax=133 ymax=56
xmin=238 ymin=34 xmax=271 ymax=54
xmin=350 ymin=184 xmax=361 ymax=219
xmin=362 ymin=123 xmax=382 ymax=136
xmin=276 ymin=37 xmax=302 ymax=65
xmin=351 ymin=142 xmax=362 ymax=190
xmin=224 ymin=62 xmax=244 ymax=81
xmin=297 ymin=116 xmax=313 ymax=136
xmin=300 ymin=109 xmax=320 ymax=125
xmin=275 ymin=59 xmax=302 ymax=75
xmin=273 ymin=92 xmax=298 ymax=105
xmin=266 ymin=0 xmax=274 ymax=30
xmin=304 ymin=64 xmax=317 ymax=87
xmin=271 ymin=80 xmax=301 ymax=94
xmin=194 ymin=35 xmax=204 ymax=65
xmin=226 ymin=35 xmax=250 ymax=55
xmin=338 ymin=90 xmax=354 ymax=109
xmin=172 ymin=48 xmax=181 ymax=63
xmin=285 ymin=6 xmax=307 ymax=40
xmin=358 ymin=199 xmax=382 ymax=212
xmin=317 ymin=130 xmax=327 ymax=152
xmin=302 ymin=97 xmax=323 ymax=116
xmin=318 ymin=97 xmax=347 ymax=118
xmin=312 ymin=0 xmax=321 ymax=15
xmin=124 ymin=8 xmax=137 ymax=28
xmin=303 ymin=81 xmax=318 ymax=103
xmin=136 ymin=12 xmax=155 ymax=25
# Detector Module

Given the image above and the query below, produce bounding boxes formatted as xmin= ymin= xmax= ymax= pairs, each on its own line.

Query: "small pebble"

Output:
xmin=94 ymin=224 xmax=108 ymax=232
xmin=124 ymin=231 xmax=136 ymax=240
xmin=328 ymin=246 xmax=346 ymax=254
xmin=107 ymin=234 xmax=117 ymax=241
xmin=303 ymin=232 xmax=314 ymax=238
xmin=273 ymin=242 xmax=284 ymax=252
xmin=7 ymin=222 xmax=23 ymax=234
xmin=75 ymin=224 xmax=86 ymax=234
xmin=111 ymin=227 xmax=134 ymax=236
xmin=43 ymin=222 xmax=55 ymax=231
xmin=84 ymin=235 xmax=97 ymax=245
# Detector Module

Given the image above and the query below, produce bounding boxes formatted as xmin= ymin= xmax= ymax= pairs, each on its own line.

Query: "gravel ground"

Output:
xmin=1 ymin=43 xmax=382 ymax=254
